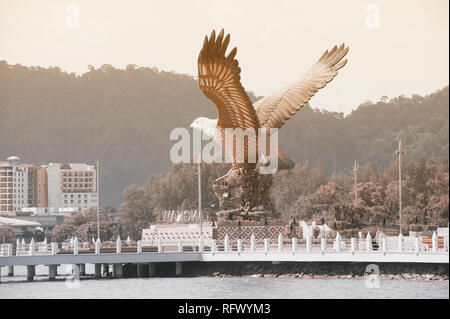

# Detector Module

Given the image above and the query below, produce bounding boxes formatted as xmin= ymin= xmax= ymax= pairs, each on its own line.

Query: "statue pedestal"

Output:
xmin=212 ymin=167 xmax=274 ymax=219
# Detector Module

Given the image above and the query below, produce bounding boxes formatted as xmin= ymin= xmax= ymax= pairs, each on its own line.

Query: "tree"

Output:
xmin=52 ymin=208 xmax=118 ymax=242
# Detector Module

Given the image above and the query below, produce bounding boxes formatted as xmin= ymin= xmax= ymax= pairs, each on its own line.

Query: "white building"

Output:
xmin=142 ymin=223 xmax=213 ymax=245
xmin=0 ymin=156 xmax=30 ymax=215
xmin=21 ymin=207 xmax=74 ymax=217
xmin=47 ymin=163 xmax=98 ymax=212
xmin=0 ymin=216 xmax=42 ymax=236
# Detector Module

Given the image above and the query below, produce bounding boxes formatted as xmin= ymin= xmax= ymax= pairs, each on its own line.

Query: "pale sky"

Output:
xmin=1 ymin=0 xmax=448 ymax=114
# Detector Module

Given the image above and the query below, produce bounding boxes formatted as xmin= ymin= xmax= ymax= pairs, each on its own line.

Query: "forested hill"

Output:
xmin=0 ymin=61 xmax=448 ymax=208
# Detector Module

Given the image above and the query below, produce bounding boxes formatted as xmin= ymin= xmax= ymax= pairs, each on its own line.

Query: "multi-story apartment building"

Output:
xmin=0 ymin=156 xmax=29 ymax=215
xmin=47 ymin=163 xmax=98 ymax=212
xmin=37 ymin=166 xmax=48 ymax=208
xmin=0 ymin=156 xmax=98 ymax=215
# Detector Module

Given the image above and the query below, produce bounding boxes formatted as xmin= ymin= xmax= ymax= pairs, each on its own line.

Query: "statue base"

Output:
xmin=212 ymin=167 xmax=275 ymax=221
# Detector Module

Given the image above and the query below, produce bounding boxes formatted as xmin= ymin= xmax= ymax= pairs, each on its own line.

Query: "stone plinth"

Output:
xmin=212 ymin=167 xmax=273 ymax=214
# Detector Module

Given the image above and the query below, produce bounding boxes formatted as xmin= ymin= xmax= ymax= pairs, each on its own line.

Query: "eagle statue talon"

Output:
xmin=214 ymin=169 xmax=232 ymax=184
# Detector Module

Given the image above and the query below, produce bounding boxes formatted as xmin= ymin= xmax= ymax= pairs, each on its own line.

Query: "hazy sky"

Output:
xmin=1 ymin=0 xmax=448 ymax=114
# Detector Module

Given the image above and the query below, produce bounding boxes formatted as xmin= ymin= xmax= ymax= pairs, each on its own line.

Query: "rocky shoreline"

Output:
xmin=181 ymin=261 xmax=449 ymax=281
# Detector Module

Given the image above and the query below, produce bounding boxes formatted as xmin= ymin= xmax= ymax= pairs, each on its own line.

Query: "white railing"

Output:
xmin=1 ymin=232 xmax=448 ymax=257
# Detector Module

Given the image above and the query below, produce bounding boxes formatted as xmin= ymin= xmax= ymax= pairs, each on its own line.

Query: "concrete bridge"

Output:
xmin=0 ymin=232 xmax=448 ymax=281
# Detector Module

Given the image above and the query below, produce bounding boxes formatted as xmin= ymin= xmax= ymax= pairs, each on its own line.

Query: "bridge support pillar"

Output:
xmin=49 ymin=265 xmax=57 ymax=280
xmin=27 ymin=265 xmax=35 ymax=281
xmin=7 ymin=266 xmax=14 ymax=277
xmin=137 ymin=264 xmax=144 ymax=277
xmin=72 ymin=264 xmax=80 ymax=281
xmin=79 ymin=264 xmax=85 ymax=276
xmin=95 ymin=264 xmax=102 ymax=278
xmin=113 ymin=264 xmax=123 ymax=278
xmin=175 ymin=262 xmax=183 ymax=276
xmin=102 ymin=263 xmax=109 ymax=276
xmin=149 ymin=263 xmax=155 ymax=277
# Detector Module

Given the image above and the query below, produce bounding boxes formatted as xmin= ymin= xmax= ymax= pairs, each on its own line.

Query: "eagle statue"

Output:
xmin=191 ymin=29 xmax=348 ymax=181
xmin=190 ymin=29 xmax=348 ymax=212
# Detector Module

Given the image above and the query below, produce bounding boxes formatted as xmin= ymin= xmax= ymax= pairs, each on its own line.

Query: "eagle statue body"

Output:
xmin=190 ymin=29 xmax=349 ymax=216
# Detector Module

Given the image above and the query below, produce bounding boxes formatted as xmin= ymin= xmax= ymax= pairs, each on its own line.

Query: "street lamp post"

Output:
xmin=264 ymin=216 xmax=268 ymax=240
xmin=396 ymin=139 xmax=405 ymax=235
xmin=197 ymin=159 xmax=202 ymax=241
xmin=238 ymin=219 xmax=242 ymax=243
xmin=333 ymin=152 xmax=336 ymax=173
xmin=96 ymin=161 xmax=100 ymax=241
xmin=353 ymin=160 xmax=359 ymax=206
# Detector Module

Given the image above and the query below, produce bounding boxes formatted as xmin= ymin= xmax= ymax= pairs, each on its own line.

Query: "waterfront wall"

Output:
xmin=180 ymin=261 xmax=449 ymax=281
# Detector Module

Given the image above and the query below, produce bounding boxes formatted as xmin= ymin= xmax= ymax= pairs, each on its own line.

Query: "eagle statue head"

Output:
xmin=190 ymin=117 xmax=218 ymax=133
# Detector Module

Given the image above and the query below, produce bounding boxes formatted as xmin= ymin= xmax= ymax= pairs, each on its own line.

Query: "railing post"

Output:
xmin=321 ymin=237 xmax=326 ymax=253
xmin=358 ymin=231 xmax=363 ymax=250
xmin=16 ymin=238 xmax=20 ymax=256
xmin=237 ymin=238 xmax=242 ymax=254
xmin=278 ymin=233 xmax=283 ymax=252
xmin=73 ymin=237 xmax=78 ymax=255
xmin=157 ymin=238 xmax=162 ymax=253
xmin=178 ymin=240 xmax=183 ymax=253
xmin=137 ymin=240 xmax=142 ymax=254
xmin=351 ymin=238 xmax=356 ymax=254
xmin=116 ymin=236 xmax=121 ymax=254
xmin=292 ymin=237 xmax=297 ymax=254
xmin=199 ymin=237 xmax=204 ymax=253
xmin=250 ymin=233 xmax=255 ymax=252
xmin=366 ymin=232 xmax=372 ymax=252
xmin=306 ymin=234 xmax=311 ymax=253
xmin=432 ymin=231 xmax=438 ymax=253
xmin=414 ymin=237 xmax=420 ymax=254
xmin=398 ymin=233 xmax=403 ymax=252
xmin=7 ymin=243 xmax=13 ymax=257
xmin=211 ymin=239 xmax=216 ymax=254
xmin=224 ymin=234 xmax=229 ymax=253
xmin=29 ymin=238 xmax=35 ymax=256
xmin=380 ymin=234 xmax=386 ymax=253
xmin=335 ymin=233 xmax=341 ymax=252
xmin=264 ymin=238 xmax=269 ymax=254
xmin=51 ymin=242 xmax=58 ymax=255
xmin=95 ymin=238 xmax=101 ymax=254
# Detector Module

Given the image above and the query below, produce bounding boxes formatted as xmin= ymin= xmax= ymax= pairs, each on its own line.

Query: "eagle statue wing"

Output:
xmin=198 ymin=29 xmax=259 ymax=130
xmin=254 ymin=44 xmax=349 ymax=129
